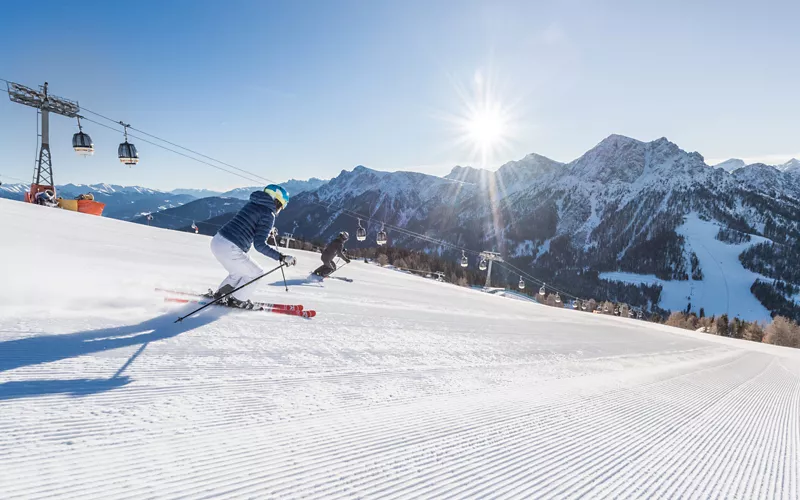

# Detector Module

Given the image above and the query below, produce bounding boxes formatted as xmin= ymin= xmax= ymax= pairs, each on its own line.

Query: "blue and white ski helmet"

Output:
xmin=264 ymin=184 xmax=290 ymax=208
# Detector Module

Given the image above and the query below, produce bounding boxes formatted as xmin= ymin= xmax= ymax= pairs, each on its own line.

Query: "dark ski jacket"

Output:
xmin=322 ymin=235 xmax=349 ymax=263
xmin=217 ymin=191 xmax=282 ymax=261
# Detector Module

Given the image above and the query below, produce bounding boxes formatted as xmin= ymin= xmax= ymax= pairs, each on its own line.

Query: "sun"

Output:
xmin=465 ymin=106 xmax=506 ymax=151
xmin=441 ymin=70 xmax=517 ymax=168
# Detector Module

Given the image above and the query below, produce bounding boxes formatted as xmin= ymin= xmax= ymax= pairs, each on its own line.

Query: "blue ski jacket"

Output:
xmin=217 ymin=190 xmax=282 ymax=261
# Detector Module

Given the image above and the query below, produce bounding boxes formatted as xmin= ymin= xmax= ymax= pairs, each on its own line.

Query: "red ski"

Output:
xmin=164 ymin=297 xmax=315 ymax=319
xmin=156 ymin=288 xmax=303 ymax=312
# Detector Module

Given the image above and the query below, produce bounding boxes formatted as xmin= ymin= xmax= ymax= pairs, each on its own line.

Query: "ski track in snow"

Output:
xmin=1 ymin=199 xmax=799 ymax=499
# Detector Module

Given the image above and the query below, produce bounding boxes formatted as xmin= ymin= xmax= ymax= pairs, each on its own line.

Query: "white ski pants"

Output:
xmin=210 ymin=233 xmax=263 ymax=301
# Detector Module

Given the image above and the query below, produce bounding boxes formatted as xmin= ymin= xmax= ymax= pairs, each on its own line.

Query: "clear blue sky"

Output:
xmin=1 ymin=0 xmax=798 ymax=191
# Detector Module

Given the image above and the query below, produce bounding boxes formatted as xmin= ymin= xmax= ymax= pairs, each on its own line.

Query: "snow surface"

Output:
xmin=602 ymin=214 xmax=772 ymax=321
xmin=1 ymin=199 xmax=799 ymax=499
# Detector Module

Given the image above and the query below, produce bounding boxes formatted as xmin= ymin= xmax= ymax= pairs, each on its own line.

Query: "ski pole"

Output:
xmin=328 ymin=260 xmax=348 ymax=277
xmin=280 ymin=263 xmax=288 ymax=292
xmin=175 ymin=263 xmax=286 ymax=323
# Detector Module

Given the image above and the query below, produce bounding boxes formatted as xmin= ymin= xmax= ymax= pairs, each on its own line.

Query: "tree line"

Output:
xmin=664 ymin=311 xmax=800 ymax=349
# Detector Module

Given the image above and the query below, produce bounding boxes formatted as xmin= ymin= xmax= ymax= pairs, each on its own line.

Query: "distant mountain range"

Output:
xmin=0 ymin=182 xmax=196 ymax=220
xmin=278 ymin=135 xmax=800 ymax=321
xmin=131 ymin=197 xmax=247 ymax=230
xmin=713 ymin=157 xmax=800 ymax=174
xmin=166 ymin=178 xmax=328 ymax=200
xmin=168 ymin=188 xmax=223 ymax=198
xmin=216 ymin=178 xmax=328 ymax=200
xmin=0 ymin=178 xmax=328 ymax=221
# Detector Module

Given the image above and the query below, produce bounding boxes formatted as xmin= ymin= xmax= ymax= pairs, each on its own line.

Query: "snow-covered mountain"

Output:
xmin=713 ymin=158 xmax=746 ymax=173
xmin=0 ymin=182 xmax=195 ymax=220
xmin=778 ymin=158 xmax=800 ymax=174
xmin=131 ymin=196 xmax=247 ymax=230
xmin=58 ymin=183 xmax=163 ymax=197
xmin=282 ymin=135 xmax=800 ymax=320
xmin=221 ymin=178 xmax=328 ymax=200
xmin=715 ymin=157 xmax=800 ymax=176
xmin=1 ymin=178 xmax=328 ymax=226
xmin=731 ymin=163 xmax=800 ymax=196
xmin=169 ymin=188 xmax=222 ymax=198
xmin=1 ymin=182 xmax=167 ymax=200
xmin=0 ymin=182 xmax=28 ymax=199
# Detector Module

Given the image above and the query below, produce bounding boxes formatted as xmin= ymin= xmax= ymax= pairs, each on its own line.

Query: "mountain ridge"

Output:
xmin=280 ymin=134 xmax=800 ymax=320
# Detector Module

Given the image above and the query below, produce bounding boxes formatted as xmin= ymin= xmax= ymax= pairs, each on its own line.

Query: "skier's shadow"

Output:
xmin=269 ymin=278 xmax=316 ymax=287
xmin=0 ymin=307 xmax=225 ymax=401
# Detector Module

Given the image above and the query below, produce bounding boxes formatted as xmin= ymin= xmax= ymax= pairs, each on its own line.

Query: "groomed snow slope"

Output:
xmin=601 ymin=214 xmax=772 ymax=321
xmin=1 ymin=199 xmax=798 ymax=499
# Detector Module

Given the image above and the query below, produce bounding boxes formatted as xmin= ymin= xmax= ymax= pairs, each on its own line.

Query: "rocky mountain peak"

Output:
xmin=780 ymin=158 xmax=800 ymax=174
xmin=445 ymin=165 xmax=487 ymax=184
xmin=714 ymin=158 xmax=746 ymax=173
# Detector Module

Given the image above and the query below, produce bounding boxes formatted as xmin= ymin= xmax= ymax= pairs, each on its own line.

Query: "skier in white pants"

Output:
xmin=210 ymin=184 xmax=296 ymax=308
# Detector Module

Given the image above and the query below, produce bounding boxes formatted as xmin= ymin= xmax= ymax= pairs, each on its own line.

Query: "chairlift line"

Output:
xmin=72 ymin=116 xmax=94 ymax=156
xmin=376 ymin=222 xmax=387 ymax=246
xmin=117 ymin=122 xmax=139 ymax=166
xmin=356 ymin=219 xmax=367 ymax=242
xmin=79 ymin=115 xmax=264 ymax=185
xmin=518 ymin=276 xmax=525 ymax=290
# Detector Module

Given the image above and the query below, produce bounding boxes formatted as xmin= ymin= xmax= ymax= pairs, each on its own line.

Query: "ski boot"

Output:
xmin=226 ymin=297 xmax=257 ymax=310
xmin=209 ymin=284 xmax=235 ymax=300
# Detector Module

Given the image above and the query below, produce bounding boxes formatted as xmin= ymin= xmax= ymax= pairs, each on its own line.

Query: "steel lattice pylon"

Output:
xmin=480 ymin=251 xmax=503 ymax=287
xmin=35 ymin=144 xmax=53 ymax=187
xmin=6 ymin=81 xmax=80 ymax=197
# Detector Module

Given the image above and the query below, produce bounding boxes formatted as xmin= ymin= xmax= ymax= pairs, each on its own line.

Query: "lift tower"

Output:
xmin=6 ymin=81 xmax=80 ymax=198
xmin=480 ymin=251 xmax=504 ymax=287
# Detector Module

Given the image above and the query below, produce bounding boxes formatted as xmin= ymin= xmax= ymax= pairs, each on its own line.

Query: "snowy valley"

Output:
xmin=1 ymin=197 xmax=799 ymax=498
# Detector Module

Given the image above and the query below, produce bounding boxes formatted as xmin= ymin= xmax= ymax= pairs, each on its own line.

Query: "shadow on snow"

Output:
xmin=0 ymin=306 xmax=226 ymax=401
xmin=268 ymin=278 xmax=318 ymax=287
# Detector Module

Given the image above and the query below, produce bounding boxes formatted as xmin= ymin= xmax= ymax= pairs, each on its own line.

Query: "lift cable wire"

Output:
xmin=495 ymin=259 xmax=579 ymax=301
xmin=0 ymin=172 xmax=32 ymax=184
xmin=78 ymin=116 xmax=265 ymax=185
xmin=79 ymin=106 xmax=274 ymax=185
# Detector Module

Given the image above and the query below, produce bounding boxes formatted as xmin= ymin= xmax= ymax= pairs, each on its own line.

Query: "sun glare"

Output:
xmin=441 ymin=70 xmax=517 ymax=168
xmin=466 ymin=106 xmax=506 ymax=151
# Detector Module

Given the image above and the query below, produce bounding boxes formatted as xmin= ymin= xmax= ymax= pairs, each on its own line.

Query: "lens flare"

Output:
xmin=436 ymin=69 xmax=526 ymax=252
xmin=440 ymin=70 xmax=518 ymax=168
xmin=465 ymin=105 xmax=506 ymax=154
